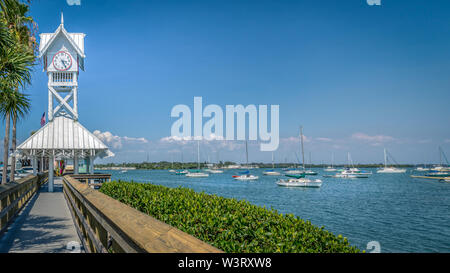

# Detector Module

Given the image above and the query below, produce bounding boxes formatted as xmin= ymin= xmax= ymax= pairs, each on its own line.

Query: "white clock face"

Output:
xmin=52 ymin=51 xmax=72 ymax=71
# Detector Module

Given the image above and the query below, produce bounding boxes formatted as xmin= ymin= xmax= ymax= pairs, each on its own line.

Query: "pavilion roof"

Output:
xmin=16 ymin=116 xmax=114 ymax=159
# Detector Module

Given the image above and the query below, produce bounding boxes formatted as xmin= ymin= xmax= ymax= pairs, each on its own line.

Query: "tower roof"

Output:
xmin=38 ymin=17 xmax=85 ymax=59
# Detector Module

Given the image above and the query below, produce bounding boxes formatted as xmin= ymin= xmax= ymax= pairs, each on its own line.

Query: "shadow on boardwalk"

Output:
xmin=0 ymin=180 xmax=82 ymax=253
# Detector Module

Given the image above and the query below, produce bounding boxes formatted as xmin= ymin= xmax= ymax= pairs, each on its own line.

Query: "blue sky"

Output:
xmin=1 ymin=0 xmax=450 ymax=164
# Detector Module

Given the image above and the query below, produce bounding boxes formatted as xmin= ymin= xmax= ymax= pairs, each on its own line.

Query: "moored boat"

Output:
xmin=276 ymin=174 xmax=322 ymax=187
xmin=234 ymin=141 xmax=259 ymax=181
xmin=263 ymin=169 xmax=281 ymax=176
xmin=376 ymin=149 xmax=407 ymax=173
xmin=186 ymin=141 xmax=209 ymax=178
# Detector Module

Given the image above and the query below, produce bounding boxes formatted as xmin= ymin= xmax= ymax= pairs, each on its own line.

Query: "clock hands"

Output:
xmin=54 ymin=52 xmax=71 ymax=70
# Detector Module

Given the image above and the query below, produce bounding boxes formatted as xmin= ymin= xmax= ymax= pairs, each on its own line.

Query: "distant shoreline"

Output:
xmin=95 ymin=162 xmax=423 ymax=170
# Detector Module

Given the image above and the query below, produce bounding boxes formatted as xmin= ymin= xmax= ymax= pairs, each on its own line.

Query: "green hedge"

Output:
xmin=99 ymin=181 xmax=360 ymax=253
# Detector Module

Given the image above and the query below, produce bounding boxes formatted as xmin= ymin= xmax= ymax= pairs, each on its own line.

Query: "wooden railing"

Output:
xmin=68 ymin=173 xmax=111 ymax=189
xmin=62 ymin=175 xmax=223 ymax=253
xmin=0 ymin=173 xmax=48 ymax=234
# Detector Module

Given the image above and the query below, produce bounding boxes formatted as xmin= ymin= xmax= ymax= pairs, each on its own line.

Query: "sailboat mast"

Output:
xmin=300 ymin=126 xmax=305 ymax=169
xmin=197 ymin=140 xmax=200 ymax=170
xmin=181 ymin=150 xmax=184 ymax=170
xmin=331 ymin=152 xmax=334 ymax=168
xmin=384 ymin=148 xmax=387 ymax=168
xmin=245 ymin=140 xmax=249 ymax=169
xmin=272 ymin=152 xmax=274 ymax=169
xmin=309 ymin=152 xmax=312 ymax=169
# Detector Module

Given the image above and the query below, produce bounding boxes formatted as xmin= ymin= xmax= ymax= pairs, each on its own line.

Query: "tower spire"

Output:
xmin=61 ymin=11 xmax=64 ymax=25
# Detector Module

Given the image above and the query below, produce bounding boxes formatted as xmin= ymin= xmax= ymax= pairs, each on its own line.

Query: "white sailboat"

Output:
xmin=330 ymin=153 xmax=371 ymax=178
xmin=186 ymin=141 xmax=209 ymax=178
xmin=206 ymin=151 xmax=224 ymax=173
xmin=277 ymin=126 xmax=322 ymax=187
xmin=324 ymin=153 xmax=337 ymax=172
xmin=415 ymin=166 xmax=430 ymax=171
xmin=284 ymin=133 xmax=305 ymax=175
xmin=377 ymin=148 xmax=406 ymax=173
xmin=263 ymin=152 xmax=281 ymax=175
xmin=234 ymin=141 xmax=259 ymax=180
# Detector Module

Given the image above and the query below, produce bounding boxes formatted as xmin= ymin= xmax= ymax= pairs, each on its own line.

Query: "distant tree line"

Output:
xmin=95 ymin=161 xmax=415 ymax=170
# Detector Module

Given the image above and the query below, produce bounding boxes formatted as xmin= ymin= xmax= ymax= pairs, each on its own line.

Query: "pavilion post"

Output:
xmin=32 ymin=156 xmax=37 ymax=175
xmin=89 ymin=156 xmax=94 ymax=175
xmin=48 ymin=155 xmax=54 ymax=192
xmin=74 ymin=155 xmax=79 ymax=174
xmin=85 ymin=157 xmax=90 ymax=174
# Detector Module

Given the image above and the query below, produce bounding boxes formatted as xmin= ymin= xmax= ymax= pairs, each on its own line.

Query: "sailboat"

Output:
xmin=415 ymin=166 xmax=429 ymax=171
xmin=284 ymin=134 xmax=304 ymax=175
xmin=425 ymin=147 xmax=449 ymax=177
xmin=331 ymin=153 xmax=371 ymax=178
xmin=234 ymin=141 xmax=259 ymax=180
xmin=324 ymin=153 xmax=337 ymax=172
xmin=263 ymin=152 xmax=281 ymax=175
xmin=277 ymin=126 xmax=322 ymax=187
xmin=430 ymin=147 xmax=450 ymax=172
xmin=186 ymin=141 xmax=209 ymax=177
xmin=174 ymin=150 xmax=188 ymax=175
xmin=168 ymin=155 xmax=176 ymax=173
xmin=208 ymin=168 xmax=224 ymax=174
xmin=302 ymin=152 xmax=318 ymax=175
xmin=206 ymin=151 xmax=224 ymax=173
xmin=377 ymin=148 xmax=407 ymax=173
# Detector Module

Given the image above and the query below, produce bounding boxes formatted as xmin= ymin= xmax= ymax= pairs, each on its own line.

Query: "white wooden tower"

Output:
xmin=39 ymin=13 xmax=85 ymax=121
xmin=16 ymin=14 xmax=113 ymax=192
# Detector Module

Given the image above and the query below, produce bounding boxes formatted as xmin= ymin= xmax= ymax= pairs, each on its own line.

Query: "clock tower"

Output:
xmin=39 ymin=13 xmax=85 ymax=121
xmin=17 ymin=13 xmax=113 ymax=192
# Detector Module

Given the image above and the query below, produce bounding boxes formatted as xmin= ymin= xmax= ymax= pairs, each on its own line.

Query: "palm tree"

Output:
xmin=0 ymin=44 xmax=33 ymax=184
xmin=0 ymin=0 xmax=36 ymax=183
xmin=0 ymin=89 xmax=29 ymax=182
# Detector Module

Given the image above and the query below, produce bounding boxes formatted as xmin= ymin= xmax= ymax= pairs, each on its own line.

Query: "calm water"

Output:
xmin=99 ymin=168 xmax=450 ymax=253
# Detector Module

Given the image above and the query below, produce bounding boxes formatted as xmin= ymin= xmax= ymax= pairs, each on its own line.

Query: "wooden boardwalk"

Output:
xmin=0 ymin=178 xmax=82 ymax=253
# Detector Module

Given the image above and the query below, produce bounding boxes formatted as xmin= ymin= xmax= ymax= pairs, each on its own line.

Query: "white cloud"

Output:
xmin=316 ymin=137 xmax=332 ymax=142
xmin=93 ymin=130 xmax=148 ymax=149
xmin=351 ymin=133 xmax=395 ymax=143
xmin=280 ymin=135 xmax=311 ymax=143
xmin=66 ymin=0 xmax=81 ymax=6
xmin=160 ymin=134 xmax=225 ymax=142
